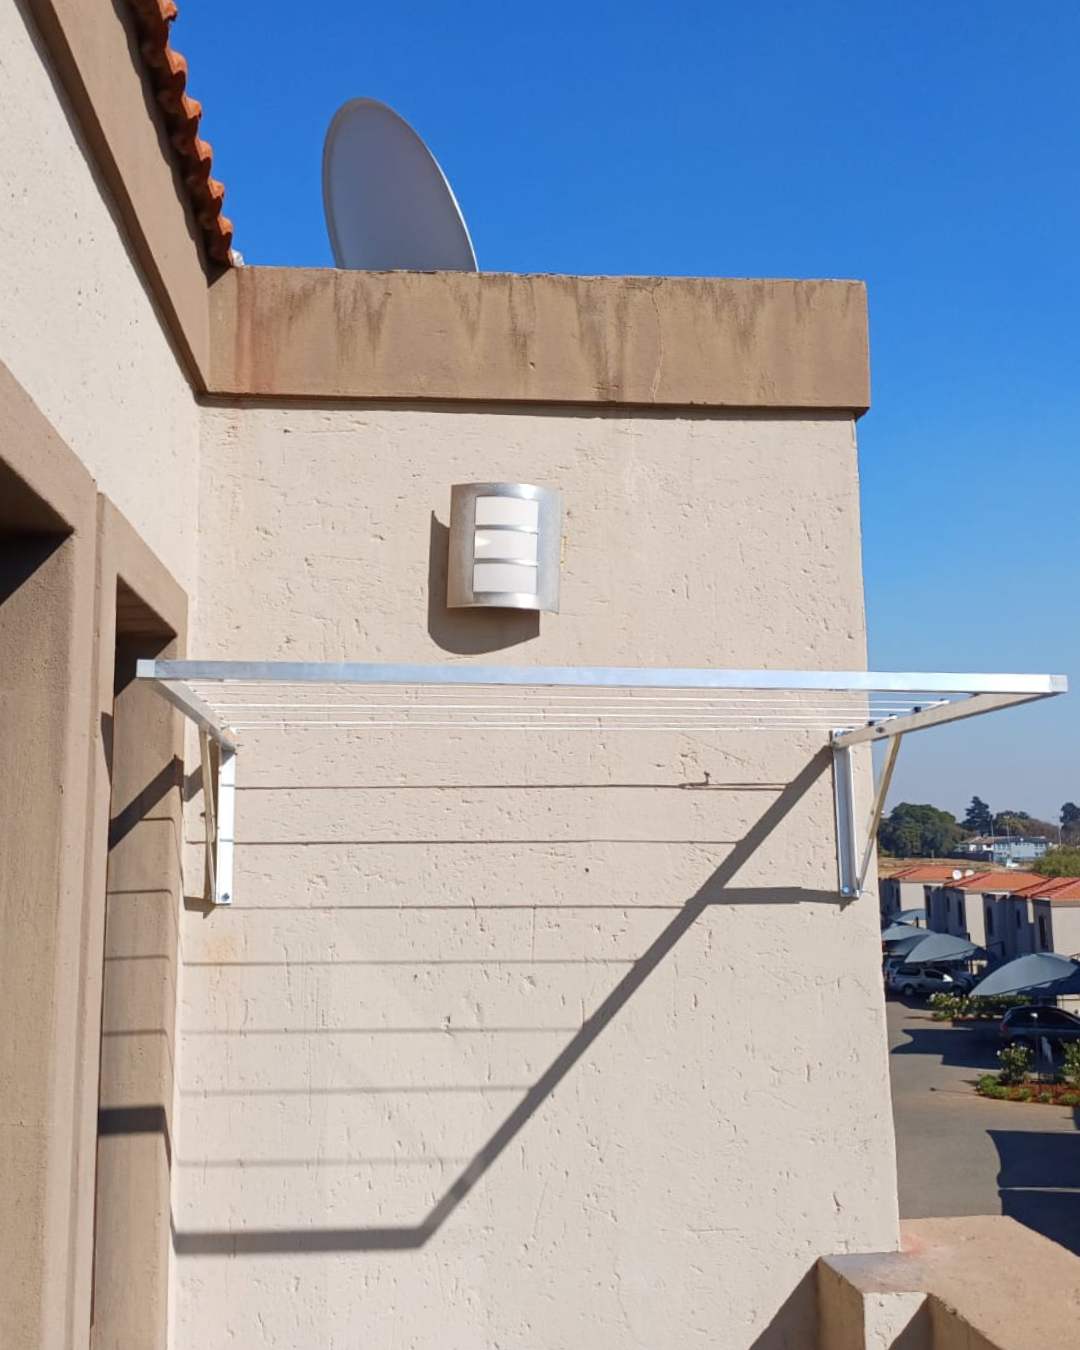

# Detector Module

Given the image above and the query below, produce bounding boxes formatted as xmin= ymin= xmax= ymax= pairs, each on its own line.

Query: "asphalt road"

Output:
xmin=887 ymin=996 xmax=1080 ymax=1254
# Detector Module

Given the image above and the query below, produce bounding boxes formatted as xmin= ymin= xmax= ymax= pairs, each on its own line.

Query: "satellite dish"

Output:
xmin=322 ymin=98 xmax=478 ymax=272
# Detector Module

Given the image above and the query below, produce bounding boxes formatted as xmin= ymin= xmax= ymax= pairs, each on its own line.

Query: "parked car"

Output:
xmin=935 ymin=964 xmax=977 ymax=993
xmin=887 ymin=965 xmax=972 ymax=997
xmin=999 ymin=1005 xmax=1080 ymax=1047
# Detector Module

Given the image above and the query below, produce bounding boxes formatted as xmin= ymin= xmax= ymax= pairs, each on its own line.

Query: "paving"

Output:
xmin=886 ymin=996 xmax=1080 ymax=1254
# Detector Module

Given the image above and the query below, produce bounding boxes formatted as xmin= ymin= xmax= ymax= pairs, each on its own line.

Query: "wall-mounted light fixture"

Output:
xmin=447 ymin=482 xmax=562 ymax=613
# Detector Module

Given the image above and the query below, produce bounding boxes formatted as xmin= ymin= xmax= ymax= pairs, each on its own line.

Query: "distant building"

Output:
xmin=926 ymin=870 xmax=1046 ymax=954
xmin=924 ymin=870 xmax=1080 ymax=961
xmin=953 ymin=835 xmax=1050 ymax=865
xmin=1027 ymin=878 xmax=1080 ymax=957
xmin=878 ymin=863 xmax=961 ymax=922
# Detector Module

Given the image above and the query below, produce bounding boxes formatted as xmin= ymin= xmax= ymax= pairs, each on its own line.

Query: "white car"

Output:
xmin=887 ymin=964 xmax=972 ymax=997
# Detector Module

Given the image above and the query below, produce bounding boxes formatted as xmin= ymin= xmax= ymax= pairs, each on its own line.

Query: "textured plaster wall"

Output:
xmin=0 ymin=0 xmax=199 ymax=591
xmin=964 ymin=896 xmax=989 ymax=949
xmin=1044 ymin=902 xmax=1080 ymax=955
xmin=174 ymin=403 xmax=899 ymax=1349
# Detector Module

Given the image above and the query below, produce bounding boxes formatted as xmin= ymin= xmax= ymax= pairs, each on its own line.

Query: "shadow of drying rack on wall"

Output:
xmin=133 ymin=659 xmax=1065 ymax=1256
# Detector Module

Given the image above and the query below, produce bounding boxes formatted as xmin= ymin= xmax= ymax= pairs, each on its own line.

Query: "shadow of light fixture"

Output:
xmin=446 ymin=482 xmax=562 ymax=613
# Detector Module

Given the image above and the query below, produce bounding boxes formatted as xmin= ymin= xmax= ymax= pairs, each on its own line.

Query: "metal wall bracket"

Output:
xmin=832 ymin=733 xmax=904 ymax=898
xmin=136 ymin=660 xmax=237 ymax=907
xmin=833 ymin=744 xmax=858 ymax=898
xmin=198 ymin=731 xmax=235 ymax=906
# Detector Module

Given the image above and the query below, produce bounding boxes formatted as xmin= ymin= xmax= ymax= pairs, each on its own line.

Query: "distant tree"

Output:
xmin=988 ymin=804 xmax=1031 ymax=826
xmin=878 ymin=802 xmax=964 ymax=859
xmin=1032 ymin=848 xmax=1080 ymax=878
xmin=1062 ymin=803 xmax=1080 ymax=828
xmin=990 ymin=810 xmax=1058 ymax=840
xmin=962 ymin=796 xmax=993 ymax=834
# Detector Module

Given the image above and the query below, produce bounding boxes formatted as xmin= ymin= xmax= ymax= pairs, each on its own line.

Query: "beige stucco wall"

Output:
xmin=965 ymin=895 xmax=989 ymax=949
xmin=888 ymin=878 xmax=936 ymax=920
xmin=979 ymin=893 xmax=1040 ymax=960
xmin=0 ymin=0 xmax=200 ymax=592
xmin=1037 ymin=901 xmax=1080 ymax=957
xmin=169 ymin=402 xmax=899 ymax=1349
xmin=927 ymin=886 xmax=951 ymax=934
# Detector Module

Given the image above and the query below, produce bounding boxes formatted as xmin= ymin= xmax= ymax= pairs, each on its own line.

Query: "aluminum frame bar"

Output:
xmin=833 ymin=745 xmax=858 ymax=899
xmin=136 ymin=661 xmax=236 ymax=751
xmin=830 ymin=691 xmax=1054 ymax=748
xmin=138 ymin=660 xmax=236 ymax=906
xmin=859 ymin=734 xmax=903 ymax=894
xmin=833 ymin=735 xmax=905 ymax=900
xmin=198 ymin=730 xmax=217 ymax=902
xmin=215 ymin=747 xmax=236 ymax=906
xmin=195 ymin=730 xmax=236 ymax=906
xmin=136 ymin=661 xmax=1066 ymax=697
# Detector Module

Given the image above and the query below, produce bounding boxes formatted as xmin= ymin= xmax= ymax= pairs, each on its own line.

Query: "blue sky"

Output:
xmin=179 ymin=1 xmax=1079 ymax=822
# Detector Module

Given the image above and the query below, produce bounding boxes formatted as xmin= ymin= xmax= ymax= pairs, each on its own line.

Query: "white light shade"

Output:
xmin=474 ymin=496 xmax=539 ymax=529
xmin=473 ymin=562 xmax=538 ymax=594
xmin=473 ymin=528 xmax=538 ymax=562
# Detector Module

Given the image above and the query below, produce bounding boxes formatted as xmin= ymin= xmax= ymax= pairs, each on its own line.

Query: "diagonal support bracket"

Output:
xmin=833 ymin=734 xmax=903 ymax=899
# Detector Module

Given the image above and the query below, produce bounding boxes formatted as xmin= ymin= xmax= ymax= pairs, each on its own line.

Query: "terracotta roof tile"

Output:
xmin=1025 ymin=878 xmax=1080 ymax=902
xmin=125 ymin=0 xmax=233 ymax=265
xmin=1010 ymin=876 xmax=1073 ymax=899
xmin=942 ymin=870 xmax=1047 ymax=893
xmin=889 ymin=864 xmax=958 ymax=883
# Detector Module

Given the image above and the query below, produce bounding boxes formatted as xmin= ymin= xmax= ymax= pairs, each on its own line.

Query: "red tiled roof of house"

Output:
xmin=942 ymin=870 xmax=1047 ymax=894
xmin=1025 ymin=878 xmax=1080 ymax=902
xmin=126 ymin=0 xmax=233 ymax=265
xmin=1010 ymin=876 xmax=1074 ymax=899
xmin=889 ymin=864 xmax=959 ymax=883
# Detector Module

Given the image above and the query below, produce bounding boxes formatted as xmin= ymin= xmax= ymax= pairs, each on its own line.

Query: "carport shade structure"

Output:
xmin=899 ymin=932 xmax=983 ymax=965
xmin=881 ymin=924 xmax=926 ymax=946
xmin=971 ymin=953 xmax=1080 ymax=998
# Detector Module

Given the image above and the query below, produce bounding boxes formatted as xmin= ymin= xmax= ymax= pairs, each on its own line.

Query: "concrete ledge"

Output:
xmin=209 ymin=268 xmax=870 ymax=410
xmin=819 ymin=1216 xmax=1080 ymax=1350
xmin=818 ymin=1258 xmax=929 ymax=1350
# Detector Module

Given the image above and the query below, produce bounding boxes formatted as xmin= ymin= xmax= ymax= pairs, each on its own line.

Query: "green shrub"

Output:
xmin=977 ymin=1074 xmax=1005 ymax=1098
xmin=928 ymin=992 xmax=1030 ymax=1022
xmin=1062 ymin=1042 xmax=1080 ymax=1088
xmin=997 ymin=1043 xmax=1032 ymax=1085
xmin=929 ymin=992 xmax=963 ymax=1021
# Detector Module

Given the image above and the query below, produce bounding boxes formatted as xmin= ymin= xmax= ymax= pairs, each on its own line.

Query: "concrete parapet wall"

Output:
xmin=208 ymin=268 xmax=870 ymax=410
